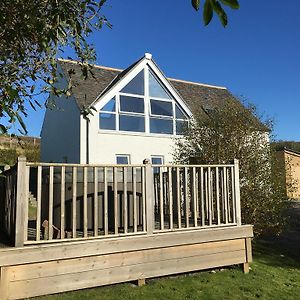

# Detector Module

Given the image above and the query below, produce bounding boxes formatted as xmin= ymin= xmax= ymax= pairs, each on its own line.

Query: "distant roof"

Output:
xmin=271 ymin=141 xmax=300 ymax=154
xmin=58 ymin=57 xmax=266 ymax=130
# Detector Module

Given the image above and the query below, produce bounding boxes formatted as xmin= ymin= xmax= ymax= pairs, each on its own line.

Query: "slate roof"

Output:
xmin=59 ymin=58 xmax=266 ymax=131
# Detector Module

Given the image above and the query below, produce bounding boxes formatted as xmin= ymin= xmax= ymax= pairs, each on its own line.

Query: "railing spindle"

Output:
xmin=72 ymin=167 xmax=77 ymax=238
xmin=208 ymin=167 xmax=212 ymax=226
xmin=184 ymin=167 xmax=189 ymax=228
xmin=159 ymin=167 xmax=164 ymax=230
xmin=231 ymin=166 xmax=236 ymax=223
xmin=94 ymin=167 xmax=98 ymax=236
xmin=223 ymin=167 xmax=228 ymax=224
xmin=192 ymin=167 xmax=197 ymax=227
xmin=24 ymin=165 xmax=30 ymax=243
xmin=113 ymin=167 xmax=118 ymax=234
xmin=200 ymin=167 xmax=205 ymax=226
xmin=216 ymin=167 xmax=221 ymax=225
xmin=133 ymin=167 xmax=137 ymax=233
xmin=168 ymin=167 xmax=173 ymax=230
xmin=48 ymin=166 xmax=54 ymax=240
xmin=36 ymin=166 xmax=42 ymax=241
xmin=104 ymin=167 xmax=108 ymax=235
xmin=176 ymin=167 xmax=181 ymax=229
xmin=60 ymin=166 xmax=65 ymax=239
xmin=83 ymin=167 xmax=88 ymax=237
xmin=142 ymin=167 xmax=146 ymax=232
xmin=205 ymin=169 xmax=209 ymax=222
xmin=123 ymin=167 xmax=128 ymax=234
xmin=227 ymin=168 xmax=232 ymax=222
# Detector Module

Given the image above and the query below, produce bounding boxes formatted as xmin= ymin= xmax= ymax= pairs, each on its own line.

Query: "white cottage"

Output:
xmin=41 ymin=53 xmax=248 ymax=164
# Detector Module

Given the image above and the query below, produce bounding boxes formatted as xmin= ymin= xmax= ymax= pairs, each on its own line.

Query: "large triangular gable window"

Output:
xmin=99 ymin=66 xmax=188 ymax=135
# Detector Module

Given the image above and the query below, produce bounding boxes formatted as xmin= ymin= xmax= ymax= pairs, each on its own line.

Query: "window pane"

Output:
xmin=149 ymin=71 xmax=171 ymax=99
xmin=120 ymin=96 xmax=144 ymax=113
xmin=121 ymin=70 xmax=144 ymax=95
xmin=175 ymin=104 xmax=187 ymax=119
xmin=176 ymin=120 xmax=188 ymax=135
xmin=116 ymin=155 xmax=129 ymax=164
xmin=100 ymin=98 xmax=115 ymax=112
xmin=151 ymin=156 xmax=163 ymax=174
xmin=151 ymin=100 xmax=173 ymax=116
xmin=99 ymin=113 xmax=116 ymax=130
xmin=151 ymin=157 xmax=163 ymax=164
xmin=150 ymin=118 xmax=173 ymax=134
xmin=119 ymin=115 xmax=145 ymax=132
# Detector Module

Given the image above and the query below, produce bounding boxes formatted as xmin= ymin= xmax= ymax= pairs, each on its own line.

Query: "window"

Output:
xmin=150 ymin=100 xmax=173 ymax=116
xmin=120 ymin=96 xmax=144 ymax=113
xmin=149 ymin=71 xmax=171 ymax=99
xmin=150 ymin=118 xmax=173 ymax=134
xmin=99 ymin=113 xmax=116 ymax=130
xmin=151 ymin=156 xmax=164 ymax=165
xmin=151 ymin=156 xmax=164 ymax=174
xmin=99 ymin=67 xmax=189 ymax=135
xmin=99 ymin=98 xmax=116 ymax=130
xmin=101 ymin=98 xmax=116 ymax=112
xmin=119 ymin=115 xmax=145 ymax=132
xmin=120 ymin=70 xmax=144 ymax=95
xmin=116 ymin=155 xmax=130 ymax=164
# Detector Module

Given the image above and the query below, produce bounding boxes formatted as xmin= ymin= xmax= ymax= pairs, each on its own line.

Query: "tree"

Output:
xmin=0 ymin=0 xmax=111 ymax=135
xmin=0 ymin=0 xmax=239 ymax=135
xmin=173 ymin=100 xmax=292 ymax=236
xmin=192 ymin=0 xmax=239 ymax=27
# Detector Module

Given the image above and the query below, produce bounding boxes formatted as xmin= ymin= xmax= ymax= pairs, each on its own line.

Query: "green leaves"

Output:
xmin=0 ymin=0 xmax=110 ymax=135
xmin=192 ymin=0 xmax=200 ymax=11
xmin=203 ymin=1 xmax=213 ymax=26
xmin=220 ymin=0 xmax=239 ymax=9
xmin=192 ymin=0 xmax=240 ymax=27
xmin=211 ymin=0 xmax=228 ymax=27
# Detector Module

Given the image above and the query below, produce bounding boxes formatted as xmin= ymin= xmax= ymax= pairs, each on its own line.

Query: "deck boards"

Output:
xmin=0 ymin=225 xmax=253 ymax=300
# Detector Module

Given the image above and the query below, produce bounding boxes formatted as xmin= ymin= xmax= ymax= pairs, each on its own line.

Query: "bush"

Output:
xmin=0 ymin=148 xmax=18 ymax=165
xmin=173 ymin=100 xmax=292 ymax=236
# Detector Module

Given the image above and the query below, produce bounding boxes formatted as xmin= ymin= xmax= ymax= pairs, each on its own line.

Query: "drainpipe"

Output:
xmin=86 ymin=117 xmax=90 ymax=164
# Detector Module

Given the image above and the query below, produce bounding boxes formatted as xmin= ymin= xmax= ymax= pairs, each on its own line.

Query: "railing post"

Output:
xmin=143 ymin=159 xmax=154 ymax=235
xmin=233 ymin=159 xmax=242 ymax=226
xmin=15 ymin=156 xmax=27 ymax=247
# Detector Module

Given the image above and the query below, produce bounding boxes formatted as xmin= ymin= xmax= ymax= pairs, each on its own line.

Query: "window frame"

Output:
xmin=99 ymin=97 xmax=117 ymax=131
xmin=98 ymin=66 xmax=190 ymax=136
xmin=116 ymin=154 xmax=131 ymax=165
xmin=151 ymin=155 xmax=164 ymax=165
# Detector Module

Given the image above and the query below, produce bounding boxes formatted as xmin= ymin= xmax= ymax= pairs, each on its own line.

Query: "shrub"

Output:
xmin=173 ymin=100 xmax=292 ymax=236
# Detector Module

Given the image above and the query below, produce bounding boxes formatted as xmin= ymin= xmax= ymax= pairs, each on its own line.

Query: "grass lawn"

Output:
xmin=35 ymin=239 xmax=300 ymax=300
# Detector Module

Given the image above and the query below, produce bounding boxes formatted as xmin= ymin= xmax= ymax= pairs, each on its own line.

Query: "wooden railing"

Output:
xmin=1 ymin=157 xmax=242 ymax=247
xmin=152 ymin=163 xmax=241 ymax=233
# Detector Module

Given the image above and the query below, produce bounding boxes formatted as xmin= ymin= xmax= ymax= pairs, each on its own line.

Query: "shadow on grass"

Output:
xmin=253 ymin=239 xmax=299 ymax=268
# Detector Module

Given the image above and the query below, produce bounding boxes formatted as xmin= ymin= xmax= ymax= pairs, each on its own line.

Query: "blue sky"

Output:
xmin=24 ymin=0 xmax=300 ymax=141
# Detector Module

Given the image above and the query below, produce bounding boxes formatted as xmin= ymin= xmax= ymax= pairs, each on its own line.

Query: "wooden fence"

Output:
xmin=1 ymin=157 xmax=242 ymax=247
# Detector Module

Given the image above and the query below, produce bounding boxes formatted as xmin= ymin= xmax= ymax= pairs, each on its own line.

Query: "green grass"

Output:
xmin=34 ymin=239 xmax=300 ymax=300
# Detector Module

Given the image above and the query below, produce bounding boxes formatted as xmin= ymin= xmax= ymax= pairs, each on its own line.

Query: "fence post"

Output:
xmin=143 ymin=159 xmax=154 ymax=235
xmin=15 ymin=156 xmax=27 ymax=247
xmin=233 ymin=159 xmax=242 ymax=226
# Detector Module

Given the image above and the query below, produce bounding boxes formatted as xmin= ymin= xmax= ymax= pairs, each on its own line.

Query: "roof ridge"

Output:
xmin=168 ymin=77 xmax=226 ymax=90
xmin=283 ymin=148 xmax=300 ymax=156
xmin=57 ymin=58 xmax=123 ymax=72
xmin=58 ymin=58 xmax=227 ymax=90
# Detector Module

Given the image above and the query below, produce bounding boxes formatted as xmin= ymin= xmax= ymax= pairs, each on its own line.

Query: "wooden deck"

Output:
xmin=0 ymin=225 xmax=253 ymax=300
xmin=0 ymin=158 xmax=253 ymax=299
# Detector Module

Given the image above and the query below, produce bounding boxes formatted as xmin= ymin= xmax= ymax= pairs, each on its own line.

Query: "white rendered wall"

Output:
xmin=83 ymin=112 xmax=176 ymax=164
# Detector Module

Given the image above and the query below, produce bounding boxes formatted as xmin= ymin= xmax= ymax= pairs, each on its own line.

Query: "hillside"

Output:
xmin=0 ymin=135 xmax=40 ymax=166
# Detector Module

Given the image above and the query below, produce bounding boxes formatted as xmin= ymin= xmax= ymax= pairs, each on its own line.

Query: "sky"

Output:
xmin=23 ymin=0 xmax=300 ymax=141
